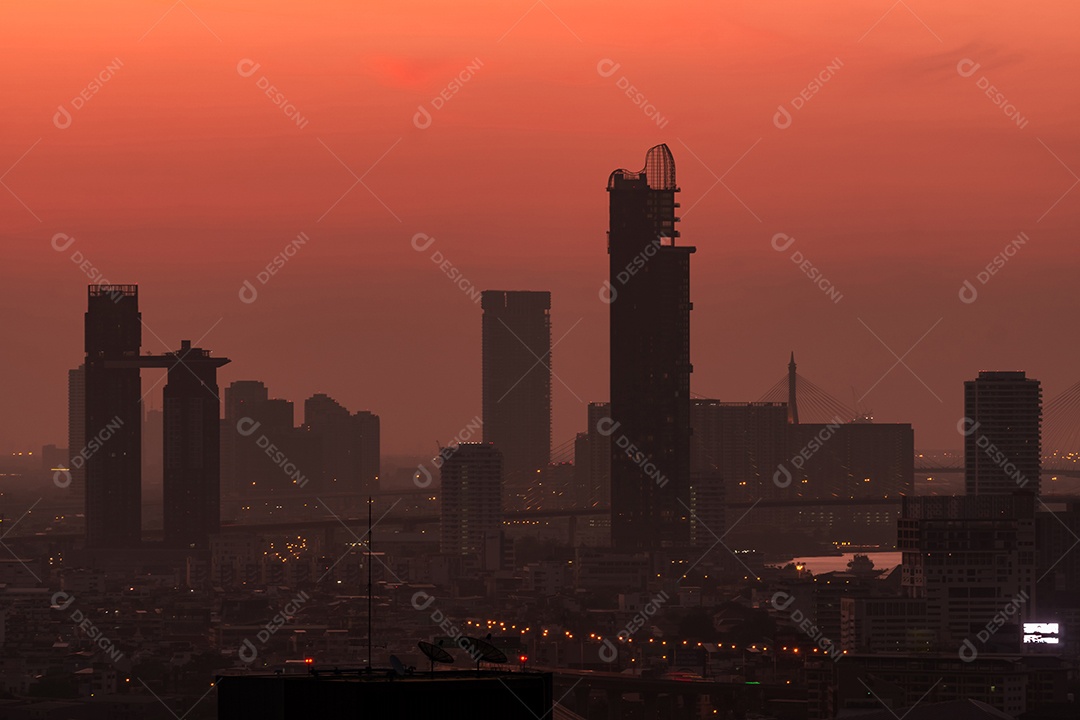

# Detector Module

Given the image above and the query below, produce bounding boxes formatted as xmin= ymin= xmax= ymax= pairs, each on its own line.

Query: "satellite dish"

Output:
xmin=390 ymin=655 xmax=406 ymax=677
xmin=418 ymin=641 xmax=454 ymax=675
xmin=462 ymin=637 xmax=507 ymax=669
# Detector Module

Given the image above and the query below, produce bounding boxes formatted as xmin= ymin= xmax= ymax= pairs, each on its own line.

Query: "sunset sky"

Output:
xmin=3 ymin=0 xmax=1079 ymax=458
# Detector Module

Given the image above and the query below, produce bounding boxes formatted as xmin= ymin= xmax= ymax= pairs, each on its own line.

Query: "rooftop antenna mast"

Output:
xmin=367 ymin=496 xmax=372 ymax=672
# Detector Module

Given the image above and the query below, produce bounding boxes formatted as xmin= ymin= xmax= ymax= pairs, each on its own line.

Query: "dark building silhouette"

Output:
xmin=303 ymin=393 xmax=380 ymax=494
xmin=163 ymin=340 xmax=229 ymax=549
xmin=84 ymin=285 xmax=143 ymax=548
xmin=690 ymin=400 xmax=789 ymax=502
xmin=481 ymin=290 xmax=551 ymax=510
xmin=304 ymin=393 xmax=352 ymax=492
xmin=573 ymin=402 xmax=613 ymax=510
xmin=964 ymin=370 xmax=1042 ymax=495
xmin=221 ymin=380 xmax=268 ymax=511
xmin=791 ymin=420 xmax=914 ymax=499
xmin=689 ymin=471 xmax=725 ymax=547
xmin=222 ymin=380 xmax=299 ymax=502
xmin=689 ymin=399 xmax=913 ymax=503
xmin=66 ymin=364 xmax=85 ymax=503
xmin=440 ymin=442 xmax=503 ymax=557
xmin=84 ymin=285 xmax=231 ymax=548
xmin=353 ymin=410 xmax=380 ymax=494
xmin=607 ymin=144 xmax=694 ymax=549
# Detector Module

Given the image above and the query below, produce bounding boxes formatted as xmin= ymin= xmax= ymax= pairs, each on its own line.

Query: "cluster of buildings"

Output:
xmin=2 ymin=145 xmax=1077 ymax=719
xmin=59 ymin=286 xmax=381 ymax=545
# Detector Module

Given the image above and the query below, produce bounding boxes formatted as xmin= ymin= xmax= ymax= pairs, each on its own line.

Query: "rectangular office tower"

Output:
xmin=964 ymin=371 xmax=1042 ymax=495
xmin=163 ymin=341 xmax=229 ymax=549
xmin=481 ymin=290 xmax=551 ymax=510
xmin=607 ymin=144 xmax=695 ymax=550
xmin=84 ymin=285 xmax=143 ymax=548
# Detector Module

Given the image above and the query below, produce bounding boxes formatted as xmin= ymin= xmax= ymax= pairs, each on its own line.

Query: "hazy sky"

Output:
xmin=3 ymin=1 xmax=1079 ymax=456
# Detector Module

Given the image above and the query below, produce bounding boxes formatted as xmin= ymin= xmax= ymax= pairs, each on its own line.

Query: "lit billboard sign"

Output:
xmin=1022 ymin=622 xmax=1060 ymax=645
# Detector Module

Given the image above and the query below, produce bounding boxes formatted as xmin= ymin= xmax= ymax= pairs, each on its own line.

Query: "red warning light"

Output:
xmin=519 ymin=655 xmax=528 ymax=664
xmin=304 ymin=658 xmax=314 ymax=665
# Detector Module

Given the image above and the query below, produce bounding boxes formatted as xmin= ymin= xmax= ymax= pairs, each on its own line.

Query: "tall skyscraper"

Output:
xmin=84 ymin=285 xmax=143 ymax=548
xmin=163 ymin=340 xmax=229 ymax=549
xmin=607 ymin=144 xmax=694 ymax=549
xmin=439 ymin=443 xmax=503 ymax=557
xmin=481 ymin=290 xmax=551 ymax=510
xmin=964 ymin=370 xmax=1042 ymax=495
xmin=66 ymin=365 xmax=85 ymax=503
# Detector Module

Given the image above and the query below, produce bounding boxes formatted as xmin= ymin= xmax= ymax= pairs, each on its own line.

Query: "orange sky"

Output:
xmin=2 ymin=1 xmax=1079 ymax=456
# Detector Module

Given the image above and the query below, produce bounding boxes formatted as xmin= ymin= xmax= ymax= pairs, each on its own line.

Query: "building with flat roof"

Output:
xmin=964 ymin=371 xmax=1041 ymax=496
xmin=481 ymin=290 xmax=551 ymax=511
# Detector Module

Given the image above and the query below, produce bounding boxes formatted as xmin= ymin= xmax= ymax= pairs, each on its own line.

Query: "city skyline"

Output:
xmin=4 ymin=4 xmax=1079 ymax=718
xmin=4 ymin=2 xmax=1080 ymax=457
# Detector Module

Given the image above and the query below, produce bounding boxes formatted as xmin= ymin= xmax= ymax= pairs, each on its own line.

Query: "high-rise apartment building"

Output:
xmin=964 ymin=370 xmax=1041 ymax=495
xmin=163 ymin=341 xmax=229 ymax=549
xmin=440 ymin=443 xmax=503 ymax=557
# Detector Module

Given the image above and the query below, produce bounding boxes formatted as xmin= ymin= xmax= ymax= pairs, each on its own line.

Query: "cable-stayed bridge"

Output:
xmin=756 ymin=354 xmax=1080 ymax=477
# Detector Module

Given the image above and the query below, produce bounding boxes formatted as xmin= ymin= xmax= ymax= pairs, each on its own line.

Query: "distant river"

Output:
xmin=776 ymin=551 xmax=903 ymax=575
